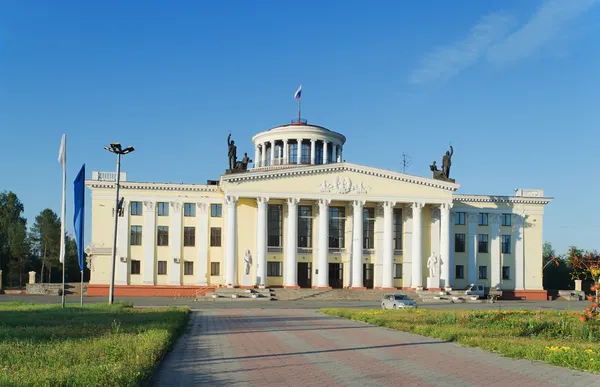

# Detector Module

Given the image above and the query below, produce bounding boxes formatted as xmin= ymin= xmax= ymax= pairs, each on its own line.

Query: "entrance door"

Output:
xmin=297 ymin=262 xmax=311 ymax=288
xmin=363 ymin=264 xmax=374 ymax=289
xmin=329 ymin=263 xmax=343 ymax=289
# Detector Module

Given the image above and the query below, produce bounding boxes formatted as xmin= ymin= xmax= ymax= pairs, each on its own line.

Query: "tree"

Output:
xmin=7 ymin=219 xmax=30 ymax=286
xmin=0 ymin=191 xmax=27 ymax=286
xmin=565 ymin=247 xmax=600 ymax=321
xmin=30 ymin=209 xmax=61 ymax=283
xmin=542 ymin=242 xmax=573 ymax=290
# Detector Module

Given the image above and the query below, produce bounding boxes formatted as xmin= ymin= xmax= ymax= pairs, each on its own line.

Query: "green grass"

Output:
xmin=0 ymin=302 xmax=189 ymax=386
xmin=321 ymin=308 xmax=600 ymax=373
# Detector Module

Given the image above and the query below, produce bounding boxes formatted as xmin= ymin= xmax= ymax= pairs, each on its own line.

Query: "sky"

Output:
xmin=0 ymin=0 xmax=598 ymax=255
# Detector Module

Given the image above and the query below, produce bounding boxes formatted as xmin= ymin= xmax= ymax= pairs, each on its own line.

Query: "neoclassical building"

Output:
xmin=86 ymin=120 xmax=552 ymax=299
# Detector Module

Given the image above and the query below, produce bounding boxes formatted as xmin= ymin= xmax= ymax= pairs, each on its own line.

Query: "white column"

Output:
xmin=256 ymin=197 xmax=268 ymax=287
xmin=411 ymin=202 xmax=423 ymax=288
xmin=116 ymin=200 xmax=129 ymax=285
xmin=449 ymin=212 xmax=455 ymax=282
xmin=515 ymin=214 xmax=525 ymax=290
xmin=297 ymin=139 xmax=302 ymax=164
xmin=261 ymin=143 xmax=266 ymax=167
xmin=467 ymin=213 xmax=478 ymax=285
xmin=430 ymin=207 xmax=440 ymax=259
xmin=169 ymin=202 xmax=183 ymax=285
xmin=339 ymin=146 xmax=343 ymax=162
xmin=332 ymin=144 xmax=338 ymax=164
xmin=224 ymin=195 xmax=238 ymax=287
xmin=195 ymin=203 xmax=209 ymax=285
xmin=440 ymin=203 xmax=452 ymax=288
xmin=374 ymin=204 xmax=384 ymax=288
xmin=351 ymin=200 xmax=365 ymax=288
xmin=270 ymin=140 xmax=275 ymax=165
xmin=382 ymin=201 xmax=395 ymax=289
xmin=323 ymin=140 xmax=329 ymax=164
xmin=317 ymin=199 xmax=331 ymax=288
xmin=284 ymin=198 xmax=299 ymax=287
xmin=142 ymin=201 xmax=156 ymax=285
xmin=490 ymin=214 xmax=501 ymax=288
xmin=254 ymin=146 xmax=259 ymax=168
xmin=403 ymin=205 xmax=413 ymax=288
xmin=310 ymin=139 xmax=316 ymax=165
xmin=283 ymin=139 xmax=288 ymax=164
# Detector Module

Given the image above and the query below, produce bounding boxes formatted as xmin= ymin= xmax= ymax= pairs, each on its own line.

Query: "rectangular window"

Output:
xmin=157 ymin=202 xmax=169 ymax=216
xmin=210 ymin=262 xmax=220 ymax=276
xmin=267 ymin=262 xmax=282 ymax=277
xmin=502 ymin=266 xmax=510 ymax=280
xmin=289 ymin=143 xmax=298 ymax=164
xmin=184 ymin=261 xmax=194 ymax=275
xmin=267 ymin=205 xmax=283 ymax=247
xmin=301 ymin=142 xmax=310 ymax=163
xmin=298 ymin=205 xmax=312 ymax=248
xmin=131 ymin=260 xmax=141 ymax=275
xmin=478 ymin=265 xmax=488 ymax=280
xmin=502 ymin=235 xmax=511 ymax=254
xmin=130 ymin=201 xmax=142 ymax=216
xmin=454 ymin=233 xmax=465 ymax=252
xmin=157 ymin=226 xmax=169 ymax=246
xmin=455 ymin=212 xmax=465 ymax=225
xmin=130 ymin=225 xmax=142 ymax=246
xmin=184 ymin=226 xmax=195 ymax=247
xmin=328 ymin=207 xmax=346 ymax=248
xmin=478 ymin=234 xmax=489 ymax=253
xmin=315 ymin=142 xmax=323 ymax=164
xmin=211 ymin=204 xmax=222 ymax=217
xmin=479 ymin=213 xmax=488 ymax=226
xmin=502 ymin=213 xmax=512 ymax=227
xmin=158 ymin=260 xmax=167 ymax=275
xmin=455 ymin=265 xmax=464 ymax=279
xmin=393 ymin=208 xmax=403 ymax=250
xmin=363 ymin=207 xmax=375 ymax=249
xmin=210 ymin=227 xmax=222 ymax=247
xmin=184 ymin=203 xmax=196 ymax=217
xmin=394 ymin=263 xmax=403 ymax=279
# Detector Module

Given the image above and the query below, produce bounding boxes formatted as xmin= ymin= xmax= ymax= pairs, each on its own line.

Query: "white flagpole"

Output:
xmin=59 ymin=134 xmax=67 ymax=308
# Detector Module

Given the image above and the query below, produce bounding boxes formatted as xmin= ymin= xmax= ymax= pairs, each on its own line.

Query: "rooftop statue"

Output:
xmin=226 ymin=133 xmax=252 ymax=174
xmin=430 ymin=145 xmax=455 ymax=183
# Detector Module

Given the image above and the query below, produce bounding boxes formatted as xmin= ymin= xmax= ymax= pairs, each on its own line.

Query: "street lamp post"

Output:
xmin=105 ymin=142 xmax=134 ymax=305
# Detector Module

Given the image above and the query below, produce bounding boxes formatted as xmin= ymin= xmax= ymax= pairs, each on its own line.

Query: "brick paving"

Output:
xmin=152 ymin=309 xmax=599 ymax=386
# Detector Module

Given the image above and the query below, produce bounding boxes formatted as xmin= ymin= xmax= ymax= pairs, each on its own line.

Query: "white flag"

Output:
xmin=58 ymin=134 xmax=66 ymax=168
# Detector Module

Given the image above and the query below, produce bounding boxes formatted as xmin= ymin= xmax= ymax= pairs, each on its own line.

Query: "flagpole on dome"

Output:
xmin=294 ymin=84 xmax=302 ymax=123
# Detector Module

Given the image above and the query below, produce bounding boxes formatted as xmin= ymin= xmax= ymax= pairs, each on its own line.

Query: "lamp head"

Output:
xmin=110 ymin=143 xmax=122 ymax=151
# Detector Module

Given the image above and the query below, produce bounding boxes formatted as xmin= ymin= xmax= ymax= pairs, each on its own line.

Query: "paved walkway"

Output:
xmin=152 ymin=309 xmax=598 ymax=386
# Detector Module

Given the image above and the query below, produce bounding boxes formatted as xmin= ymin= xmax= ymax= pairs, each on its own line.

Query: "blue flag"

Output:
xmin=73 ymin=164 xmax=85 ymax=272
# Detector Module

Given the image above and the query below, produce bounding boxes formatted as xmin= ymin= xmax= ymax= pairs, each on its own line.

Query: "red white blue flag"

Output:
xmin=294 ymin=84 xmax=302 ymax=99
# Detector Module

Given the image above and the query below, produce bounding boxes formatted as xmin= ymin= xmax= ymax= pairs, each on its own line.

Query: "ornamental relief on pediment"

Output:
xmin=318 ymin=176 xmax=370 ymax=195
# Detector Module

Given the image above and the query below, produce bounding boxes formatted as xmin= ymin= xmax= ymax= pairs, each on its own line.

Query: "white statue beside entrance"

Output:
xmin=241 ymin=249 xmax=253 ymax=287
xmin=426 ymin=254 xmax=441 ymax=289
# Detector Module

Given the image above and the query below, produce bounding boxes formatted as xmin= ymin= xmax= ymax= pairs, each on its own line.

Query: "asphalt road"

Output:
xmin=0 ymin=294 xmax=586 ymax=311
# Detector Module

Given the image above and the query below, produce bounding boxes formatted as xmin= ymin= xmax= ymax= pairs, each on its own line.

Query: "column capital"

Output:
xmin=318 ymin=198 xmax=331 ymax=208
xmin=352 ymin=200 xmax=366 ymax=209
xmin=196 ymin=202 xmax=208 ymax=213
xmin=440 ymin=203 xmax=453 ymax=211
xmin=411 ymin=202 xmax=424 ymax=210
xmin=256 ymin=196 xmax=269 ymax=205
xmin=310 ymin=138 xmax=316 ymax=143
xmin=170 ymin=202 xmax=182 ymax=213
xmin=143 ymin=201 xmax=155 ymax=212
xmin=287 ymin=197 xmax=300 ymax=206
xmin=383 ymin=201 xmax=396 ymax=210
xmin=225 ymin=195 xmax=238 ymax=206
xmin=467 ymin=213 xmax=478 ymax=223
xmin=491 ymin=214 xmax=501 ymax=224
xmin=431 ymin=207 xmax=441 ymax=220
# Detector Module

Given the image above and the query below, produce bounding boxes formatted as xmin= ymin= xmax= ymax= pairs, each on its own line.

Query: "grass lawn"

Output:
xmin=0 ymin=302 xmax=189 ymax=386
xmin=321 ymin=308 xmax=600 ymax=373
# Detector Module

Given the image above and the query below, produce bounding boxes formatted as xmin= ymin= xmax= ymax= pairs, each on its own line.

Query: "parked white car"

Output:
xmin=381 ymin=294 xmax=418 ymax=309
xmin=465 ymin=283 xmax=486 ymax=298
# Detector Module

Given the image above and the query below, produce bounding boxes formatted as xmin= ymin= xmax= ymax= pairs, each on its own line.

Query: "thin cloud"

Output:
xmin=409 ymin=12 xmax=515 ymax=85
xmin=487 ymin=0 xmax=600 ymax=65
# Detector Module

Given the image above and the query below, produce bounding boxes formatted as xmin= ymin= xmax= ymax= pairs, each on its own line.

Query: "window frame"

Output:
xmin=184 ymin=226 xmax=195 ymax=247
xmin=131 ymin=260 xmax=141 ymax=275
xmin=502 ymin=213 xmax=512 ymax=227
xmin=479 ymin=213 xmax=488 ymax=226
xmin=157 ymin=260 xmax=167 ymax=275
xmin=478 ymin=234 xmax=489 ymax=253
xmin=297 ymin=205 xmax=312 ymax=248
xmin=267 ymin=261 xmax=282 ymax=277
xmin=130 ymin=201 xmax=142 ymax=216
xmin=328 ymin=206 xmax=346 ymax=248
xmin=157 ymin=226 xmax=169 ymax=246
xmin=210 ymin=262 xmax=220 ymax=276
xmin=362 ymin=207 xmax=375 ymax=249
xmin=267 ymin=204 xmax=283 ymax=247
xmin=501 ymin=235 xmax=511 ymax=254
xmin=184 ymin=261 xmax=194 ymax=276
xmin=210 ymin=227 xmax=222 ymax=247
xmin=478 ymin=265 xmax=488 ymax=280
xmin=454 ymin=233 xmax=466 ymax=253
xmin=502 ymin=266 xmax=510 ymax=280
xmin=130 ymin=225 xmax=142 ymax=246
xmin=455 ymin=265 xmax=465 ymax=279
xmin=157 ymin=202 xmax=169 ymax=216
xmin=455 ymin=212 xmax=465 ymax=225
xmin=184 ymin=203 xmax=196 ymax=217
xmin=393 ymin=208 xmax=403 ymax=251
xmin=211 ymin=204 xmax=222 ymax=218
xmin=394 ymin=263 xmax=403 ymax=279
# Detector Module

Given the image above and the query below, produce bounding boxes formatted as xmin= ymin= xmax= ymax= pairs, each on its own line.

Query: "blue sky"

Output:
xmin=0 ymin=0 xmax=598 ymax=255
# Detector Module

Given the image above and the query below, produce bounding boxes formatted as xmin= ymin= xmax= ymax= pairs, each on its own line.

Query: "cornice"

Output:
xmin=220 ymin=162 xmax=460 ymax=192
xmin=453 ymin=194 xmax=552 ymax=205
xmin=85 ymin=180 xmax=219 ymax=193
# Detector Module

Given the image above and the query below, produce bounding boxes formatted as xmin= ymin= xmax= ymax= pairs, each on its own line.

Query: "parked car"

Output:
xmin=465 ymin=283 xmax=486 ymax=298
xmin=381 ymin=294 xmax=418 ymax=309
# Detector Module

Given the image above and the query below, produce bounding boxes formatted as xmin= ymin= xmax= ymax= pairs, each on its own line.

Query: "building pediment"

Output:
xmin=220 ymin=162 xmax=458 ymax=203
